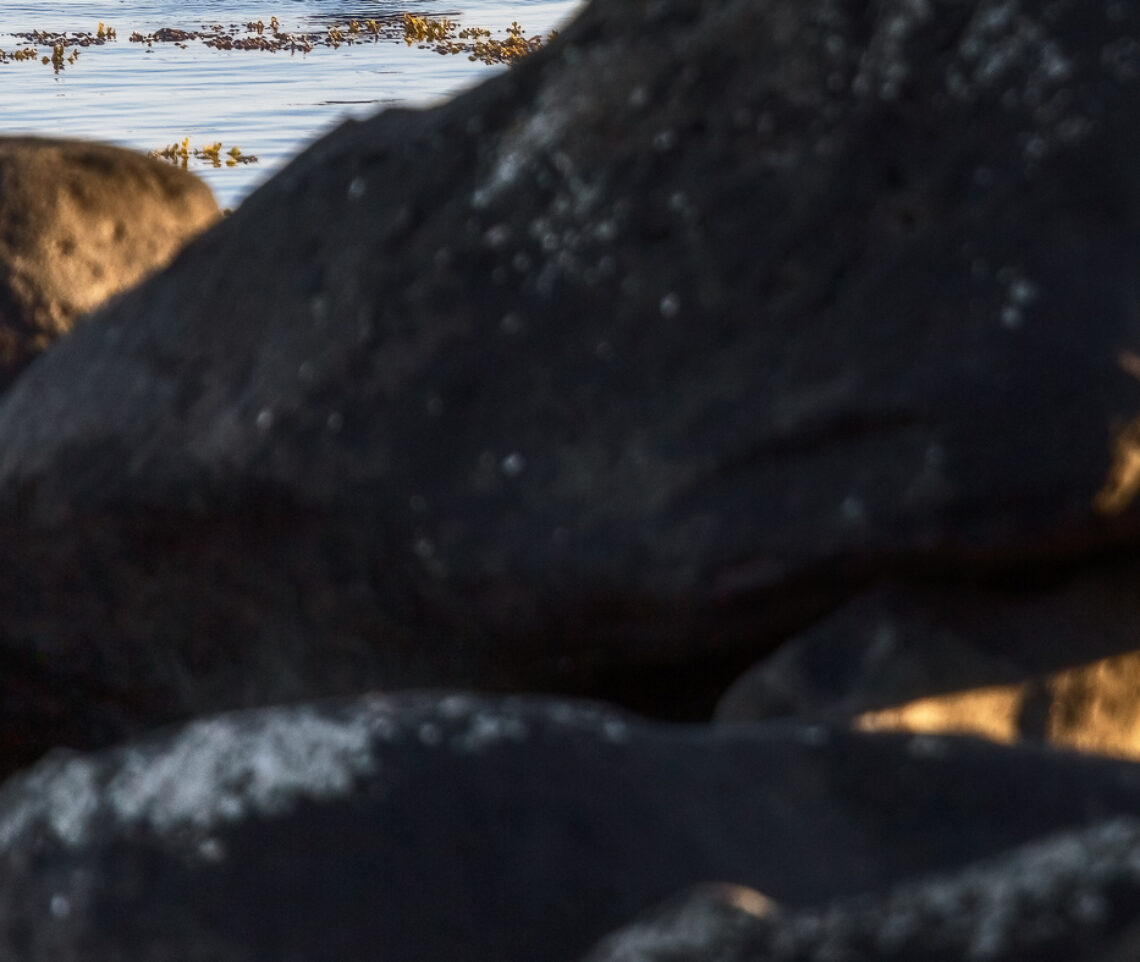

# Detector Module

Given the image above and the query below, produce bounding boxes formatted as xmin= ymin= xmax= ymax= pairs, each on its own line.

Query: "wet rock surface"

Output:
xmin=0 ymin=137 xmax=219 ymax=390
xmin=3 ymin=692 xmax=1140 ymax=962
xmin=1 ymin=0 xmax=1140 ymax=768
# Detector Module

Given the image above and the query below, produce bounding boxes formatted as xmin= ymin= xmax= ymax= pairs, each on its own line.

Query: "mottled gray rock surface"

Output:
xmin=3 ymin=692 xmax=1140 ymax=962
xmin=0 ymin=0 xmax=1139 ymax=770
xmin=582 ymin=819 xmax=1140 ymax=962
xmin=0 ymin=137 xmax=219 ymax=389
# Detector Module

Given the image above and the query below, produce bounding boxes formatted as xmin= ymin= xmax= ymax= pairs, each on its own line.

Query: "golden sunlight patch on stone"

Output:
xmin=1096 ymin=352 xmax=1140 ymax=515
xmin=1045 ymin=652 xmax=1140 ymax=758
xmin=854 ymin=685 xmax=1028 ymax=744
xmin=1094 ymin=416 xmax=1140 ymax=515
xmin=854 ymin=650 xmax=1140 ymax=760
xmin=711 ymin=883 xmax=781 ymax=919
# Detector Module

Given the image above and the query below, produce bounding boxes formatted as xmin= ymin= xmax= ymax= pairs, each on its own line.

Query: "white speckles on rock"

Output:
xmin=437 ymin=694 xmax=480 ymax=720
xmin=255 ymin=408 xmax=275 ymax=432
xmin=0 ymin=707 xmax=380 ymax=853
xmin=0 ymin=753 xmax=100 ymax=851
xmin=309 ymin=294 xmax=331 ymax=323
xmin=852 ymin=0 xmax=933 ymax=101
xmin=796 ymin=725 xmax=831 ymax=748
xmin=483 ymin=223 xmax=512 ymax=249
xmin=197 ymin=837 xmax=227 ymax=863
xmin=50 ymin=893 xmax=71 ymax=919
xmin=417 ymin=722 xmax=443 ymax=746
xmin=998 ymin=269 xmax=1039 ymax=329
xmin=1101 ymin=36 xmax=1140 ymax=84
xmin=104 ymin=710 xmax=377 ymax=835
xmin=451 ymin=712 xmax=529 ymax=753
xmin=472 ymin=102 xmax=574 ymax=211
xmin=1000 ymin=305 xmax=1023 ymax=329
xmin=907 ymin=734 xmax=951 ymax=758
xmin=500 ymin=451 xmax=527 ymax=476
xmin=659 ymin=292 xmax=681 ymax=318
xmin=346 ymin=176 xmax=366 ymax=202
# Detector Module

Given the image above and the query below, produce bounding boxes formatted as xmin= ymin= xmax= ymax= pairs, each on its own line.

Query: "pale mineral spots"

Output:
xmin=500 ymin=451 xmax=527 ymax=476
xmin=0 ymin=696 xmax=635 ymax=868
xmin=346 ymin=176 xmax=366 ymax=202
xmin=766 ymin=817 xmax=1140 ymax=961
xmin=997 ymin=268 xmax=1039 ymax=329
xmin=850 ymin=0 xmax=1105 ymax=167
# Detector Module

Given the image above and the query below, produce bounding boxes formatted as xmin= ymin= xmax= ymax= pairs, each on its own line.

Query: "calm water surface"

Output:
xmin=0 ymin=0 xmax=581 ymax=208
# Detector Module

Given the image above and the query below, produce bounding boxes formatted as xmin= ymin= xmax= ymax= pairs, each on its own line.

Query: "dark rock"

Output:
xmin=582 ymin=819 xmax=1140 ymax=961
xmin=0 ymin=137 xmax=219 ymax=389
xmin=715 ymin=570 xmax=1140 ymax=721
xmin=715 ymin=576 xmax=1140 ymax=760
xmin=2 ymin=0 xmax=1140 ymax=767
xmin=4 ymin=692 xmax=1140 ymax=962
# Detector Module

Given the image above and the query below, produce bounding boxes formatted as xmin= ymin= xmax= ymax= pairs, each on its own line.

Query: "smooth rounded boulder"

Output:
xmin=0 ymin=137 xmax=219 ymax=389
xmin=1 ymin=0 xmax=1140 ymax=769
xmin=3 ymin=692 xmax=1140 ymax=962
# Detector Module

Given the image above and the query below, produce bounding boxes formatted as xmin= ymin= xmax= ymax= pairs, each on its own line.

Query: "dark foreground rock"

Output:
xmin=4 ymin=692 xmax=1140 ymax=962
xmin=0 ymin=137 xmax=219 ymax=389
xmin=4 ymin=0 xmax=1140 ymax=768
xmin=582 ymin=821 xmax=1140 ymax=962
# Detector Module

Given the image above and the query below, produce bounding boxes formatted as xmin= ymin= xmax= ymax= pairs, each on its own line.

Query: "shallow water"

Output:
xmin=0 ymin=0 xmax=581 ymax=208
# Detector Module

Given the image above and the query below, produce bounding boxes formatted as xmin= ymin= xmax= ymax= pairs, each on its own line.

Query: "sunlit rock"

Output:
xmin=0 ymin=137 xmax=219 ymax=389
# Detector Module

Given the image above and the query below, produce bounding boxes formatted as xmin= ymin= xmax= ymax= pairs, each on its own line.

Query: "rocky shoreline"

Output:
xmin=3 ymin=0 xmax=1140 ymax=958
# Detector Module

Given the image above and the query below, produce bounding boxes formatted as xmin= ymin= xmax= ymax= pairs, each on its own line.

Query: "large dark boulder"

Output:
xmin=1 ymin=0 xmax=1140 ymax=768
xmin=0 ymin=137 xmax=219 ymax=389
xmin=4 ymin=692 xmax=1140 ymax=962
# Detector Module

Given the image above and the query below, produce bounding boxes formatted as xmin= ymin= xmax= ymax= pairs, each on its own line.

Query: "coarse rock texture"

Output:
xmin=0 ymin=137 xmax=220 ymax=389
xmin=582 ymin=819 xmax=1140 ymax=962
xmin=2 ymin=0 xmax=1140 ymax=770
xmin=4 ymin=692 xmax=1140 ymax=962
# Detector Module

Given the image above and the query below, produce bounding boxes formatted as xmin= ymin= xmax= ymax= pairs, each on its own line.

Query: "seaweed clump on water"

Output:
xmin=402 ymin=14 xmax=554 ymax=64
xmin=0 ymin=22 xmax=114 ymax=71
xmin=149 ymin=138 xmax=259 ymax=169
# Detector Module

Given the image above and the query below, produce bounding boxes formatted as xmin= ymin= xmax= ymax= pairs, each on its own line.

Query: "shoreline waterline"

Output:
xmin=0 ymin=1 xmax=583 ymax=208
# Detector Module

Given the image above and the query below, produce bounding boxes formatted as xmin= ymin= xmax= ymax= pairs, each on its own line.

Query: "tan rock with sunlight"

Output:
xmin=855 ymin=650 xmax=1140 ymax=760
xmin=0 ymin=137 xmax=219 ymax=389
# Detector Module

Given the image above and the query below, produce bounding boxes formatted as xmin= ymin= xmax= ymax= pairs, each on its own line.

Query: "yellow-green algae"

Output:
xmin=1 ymin=13 xmax=551 ymax=64
xmin=149 ymin=138 xmax=259 ymax=170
